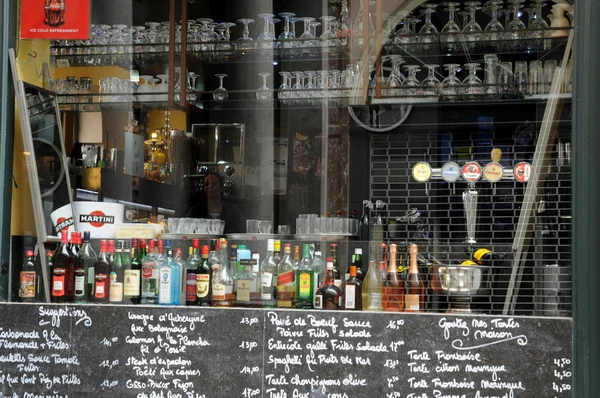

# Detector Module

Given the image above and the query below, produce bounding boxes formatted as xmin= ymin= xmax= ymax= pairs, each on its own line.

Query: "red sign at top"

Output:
xmin=20 ymin=0 xmax=91 ymax=40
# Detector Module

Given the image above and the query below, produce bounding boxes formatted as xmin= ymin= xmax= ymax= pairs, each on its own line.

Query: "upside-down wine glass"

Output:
xmin=402 ymin=65 xmax=421 ymax=97
xmin=506 ymin=0 xmax=527 ymax=51
xmin=278 ymin=12 xmax=296 ymax=48
xmin=484 ymin=1 xmax=505 ymax=51
xmin=462 ymin=63 xmax=484 ymax=100
xmin=441 ymin=63 xmax=462 ymax=101
xmin=213 ymin=74 xmax=228 ymax=102
xmin=441 ymin=2 xmax=461 ymax=54
xmin=529 ymin=0 xmax=549 ymax=50
xmin=419 ymin=4 xmax=439 ymax=53
xmin=422 ymin=64 xmax=442 ymax=97
xmin=464 ymin=2 xmax=483 ymax=47
xmin=237 ymin=19 xmax=255 ymax=53
xmin=257 ymin=73 xmax=272 ymax=100
xmin=278 ymin=72 xmax=291 ymax=101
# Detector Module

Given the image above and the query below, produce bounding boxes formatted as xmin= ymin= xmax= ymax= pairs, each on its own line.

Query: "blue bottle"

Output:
xmin=158 ymin=249 xmax=181 ymax=305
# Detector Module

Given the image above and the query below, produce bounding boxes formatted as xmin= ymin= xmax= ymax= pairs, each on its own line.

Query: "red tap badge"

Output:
xmin=20 ymin=0 xmax=91 ymax=40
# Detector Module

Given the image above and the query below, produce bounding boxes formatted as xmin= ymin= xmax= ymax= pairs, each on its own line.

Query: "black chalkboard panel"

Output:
xmin=0 ymin=304 xmax=572 ymax=398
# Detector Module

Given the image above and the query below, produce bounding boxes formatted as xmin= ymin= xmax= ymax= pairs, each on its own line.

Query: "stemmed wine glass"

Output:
xmin=484 ymin=1 xmax=505 ymax=50
xmin=257 ymin=73 xmax=272 ymax=100
xmin=441 ymin=63 xmax=462 ymax=101
xmin=213 ymin=74 xmax=228 ymax=102
xmin=386 ymin=55 xmax=405 ymax=97
xmin=299 ymin=17 xmax=316 ymax=54
xmin=237 ymin=19 xmax=255 ymax=53
xmin=529 ymin=0 xmax=549 ymax=50
xmin=304 ymin=71 xmax=317 ymax=104
xmin=462 ymin=63 xmax=484 ymax=100
xmin=292 ymin=71 xmax=305 ymax=100
xmin=419 ymin=4 xmax=439 ymax=53
xmin=278 ymin=12 xmax=296 ymax=48
xmin=257 ymin=13 xmax=275 ymax=48
xmin=463 ymin=2 xmax=483 ymax=47
xmin=320 ymin=16 xmax=340 ymax=48
xmin=422 ymin=64 xmax=442 ymax=97
xmin=402 ymin=65 xmax=421 ymax=97
xmin=278 ymin=72 xmax=291 ymax=101
xmin=394 ymin=16 xmax=414 ymax=52
xmin=441 ymin=2 xmax=461 ymax=54
xmin=505 ymin=0 xmax=527 ymax=51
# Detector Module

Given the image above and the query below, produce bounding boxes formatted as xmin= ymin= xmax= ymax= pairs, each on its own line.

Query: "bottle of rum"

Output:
xmin=344 ymin=264 xmax=362 ymax=310
xmin=405 ymin=244 xmax=425 ymax=312
xmin=296 ymin=244 xmax=315 ymax=309
xmin=361 ymin=260 xmax=382 ymax=311
xmin=109 ymin=240 xmax=125 ymax=304
xmin=124 ymin=239 xmax=141 ymax=304
xmin=196 ymin=245 xmax=212 ymax=306
xmin=93 ymin=240 xmax=111 ymax=304
xmin=140 ymin=239 xmax=159 ymax=304
xmin=185 ymin=239 xmax=200 ymax=305
xmin=383 ymin=244 xmax=403 ymax=311
xmin=51 ymin=229 xmax=75 ymax=303
xmin=314 ymin=258 xmax=343 ymax=310
xmin=276 ymin=244 xmax=296 ymax=308
xmin=260 ymin=239 xmax=278 ymax=308
xmin=18 ymin=249 xmax=41 ymax=302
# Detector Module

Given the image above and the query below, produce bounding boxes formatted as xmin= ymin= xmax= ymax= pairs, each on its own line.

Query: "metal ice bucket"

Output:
xmin=438 ymin=265 xmax=492 ymax=313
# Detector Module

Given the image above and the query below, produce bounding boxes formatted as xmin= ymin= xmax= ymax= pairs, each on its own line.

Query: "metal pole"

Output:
xmin=573 ymin=0 xmax=600 ymax=396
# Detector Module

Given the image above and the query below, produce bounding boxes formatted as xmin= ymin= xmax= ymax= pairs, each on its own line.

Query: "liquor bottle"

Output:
xmin=107 ymin=240 xmax=115 ymax=264
xmin=276 ymin=244 xmax=296 ymax=308
xmin=185 ymin=239 xmax=200 ymax=306
xmin=405 ymin=244 xmax=425 ymax=312
xmin=359 ymin=200 xmax=370 ymax=242
xmin=292 ymin=245 xmax=301 ymax=269
xmin=330 ymin=244 xmax=342 ymax=288
xmin=158 ymin=249 xmax=180 ymax=305
xmin=311 ymin=250 xmax=325 ymax=288
xmin=260 ymin=239 xmax=278 ymax=308
xmin=250 ymin=253 xmax=261 ymax=305
xmin=273 ymin=240 xmax=282 ymax=264
xmin=235 ymin=258 xmax=260 ymax=307
xmin=51 ymin=229 xmax=75 ymax=303
xmin=344 ymin=264 xmax=362 ymax=310
xmin=156 ymin=240 xmax=165 ymax=264
xmin=236 ymin=245 xmax=251 ymax=276
xmin=174 ymin=248 xmax=186 ymax=304
xmin=141 ymin=239 xmax=159 ymax=304
xmin=18 ymin=249 xmax=41 ymax=302
xmin=296 ymin=244 xmax=315 ymax=309
xmin=46 ymin=249 xmax=54 ymax=269
xmin=109 ymin=240 xmax=125 ymax=304
xmin=362 ymin=260 xmax=383 ymax=311
xmin=196 ymin=245 xmax=212 ymax=306
xmin=124 ymin=239 xmax=141 ymax=304
xmin=353 ymin=248 xmax=365 ymax=281
xmin=74 ymin=233 xmax=90 ymax=303
xmin=383 ymin=244 xmax=403 ymax=312
xmin=70 ymin=232 xmax=81 ymax=256
xmin=212 ymin=239 xmax=234 ymax=307
xmin=93 ymin=240 xmax=111 ymax=303
xmin=314 ymin=258 xmax=343 ymax=310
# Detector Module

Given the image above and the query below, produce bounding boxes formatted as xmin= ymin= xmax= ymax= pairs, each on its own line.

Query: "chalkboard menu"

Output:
xmin=0 ymin=304 xmax=572 ymax=398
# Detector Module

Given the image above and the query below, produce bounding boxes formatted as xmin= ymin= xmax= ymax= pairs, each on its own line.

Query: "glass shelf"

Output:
xmin=49 ymin=28 xmax=570 ymax=68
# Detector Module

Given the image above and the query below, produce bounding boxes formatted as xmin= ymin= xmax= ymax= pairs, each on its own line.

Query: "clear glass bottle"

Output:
xmin=311 ymin=250 xmax=325 ymax=288
xmin=18 ymin=249 xmax=41 ymax=302
xmin=296 ymin=244 xmax=315 ymax=309
xmin=292 ymin=245 xmax=301 ymax=269
xmin=330 ymin=243 xmax=342 ymax=288
xmin=260 ymin=239 xmax=278 ymax=307
xmin=109 ymin=240 xmax=125 ymax=304
xmin=361 ymin=260 xmax=383 ymax=311
xmin=93 ymin=240 xmax=111 ymax=304
xmin=276 ymin=243 xmax=296 ymax=308
xmin=212 ymin=239 xmax=234 ymax=307
xmin=174 ymin=248 xmax=186 ymax=305
xmin=141 ymin=239 xmax=159 ymax=304
xmin=405 ymin=244 xmax=425 ymax=312
xmin=107 ymin=239 xmax=115 ymax=264
xmin=236 ymin=257 xmax=260 ymax=307
xmin=185 ymin=239 xmax=201 ymax=306
xmin=158 ymin=249 xmax=179 ymax=305
xmin=314 ymin=258 xmax=343 ymax=310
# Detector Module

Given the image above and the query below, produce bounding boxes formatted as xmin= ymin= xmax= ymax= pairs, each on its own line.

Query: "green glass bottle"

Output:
xmin=295 ymin=244 xmax=315 ymax=309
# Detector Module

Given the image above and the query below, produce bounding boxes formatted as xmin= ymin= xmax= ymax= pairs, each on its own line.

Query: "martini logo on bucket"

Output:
xmin=54 ymin=217 xmax=74 ymax=233
xmin=80 ymin=211 xmax=116 ymax=228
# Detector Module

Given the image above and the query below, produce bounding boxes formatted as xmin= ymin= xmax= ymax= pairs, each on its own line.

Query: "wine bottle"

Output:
xmin=51 ymin=229 xmax=75 ymax=303
xmin=361 ymin=260 xmax=382 ymax=311
xmin=344 ymin=264 xmax=362 ymax=310
xmin=405 ymin=244 xmax=425 ymax=312
xmin=314 ymin=258 xmax=343 ymax=310
xmin=383 ymin=244 xmax=403 ymax=311
xmin=18 ymin=249 xmax=41 ymax=302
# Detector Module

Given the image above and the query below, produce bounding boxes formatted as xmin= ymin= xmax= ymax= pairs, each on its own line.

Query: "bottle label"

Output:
xmin=95 ymin=274 xmax=108 ymax=299
xmin=87 ymin=267 xmax=95 ymax=285
xmin=212 ymin=283 xmax=226 ymax=301
xmin=344 ymin=285 xmax=355 ymax=309
xmin=123 ymin=270 xmax=141 ymax=297
xmin=405 ymin=294 xmax=420 ymax=311
xmin=276 ymin=285 xmax=295 ymax=308
xmin=334 ymin=279 xmax=342 ymax=288
xmin=196 ymin=274 xmax=210 ymax=299
xmin=74 ymin=275 xmax=85 ymax=296
xmin=261 ymin=271 xmax=273 ymax=288
xmin=142 ymin=263 xmax=153 ymax=279
xmin=236 ymin=280 xmax=251 ymax=302
xmin=277 ymin=270 xmax=295 ymax=286
xmin=314 ymin=294 xmax=323 ymax=309
xmin=158 ymin=267 xmax=172 ymax=304
xmin=261 ymin=293 xmax=273 ymax=301
xmin=298 ymin=273 xmax=311 ymax=299
xmin=19 ymin=271 xmax=36 ymax=298
xmin=473 ymin=248 xmax=491 ymax=261
xmin=110 ymin=282 xmax=123 ymax=302
xmin=369 ymin=292 xmax=382 ymax=309
xmin=52 ymin=269 xmax=66 ymax=297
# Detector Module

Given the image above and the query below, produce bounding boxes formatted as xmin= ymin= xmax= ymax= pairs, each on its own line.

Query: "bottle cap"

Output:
xmin=176 ymin=248 xmax=183 ymax=257
xmin=83 ymin=231 xmax=91 ymax=242
xmin=25 ymin=250 xmax=34 ymax=257
xmin=330 ymin=243 xmax=338 ymax=248
xmin=192 ymin=238 xmax=200 ymax=249
xmin=165 ymin=240 xmax=172 ymax=249
xmin=108 ymin=240 xmax=115 ymax=252
xmin=201 ymin=245 xmax=209 ymax=255
xmin=60 ymin=229 xmax=68 ymax=242
xmin=100 ymin=240 xmax=108 ymax=252
xmin=167 ymin=249 xmax=174 ymax=257
xmin=239 ymin=245 xmax=247 ymax=249
xmin=140 ymin=239 xmax=147 ymax=248
xmin=131 ymin=238 xmax=139 ymax=248
xmin=148 ymin=240 xmax=155 ymax=250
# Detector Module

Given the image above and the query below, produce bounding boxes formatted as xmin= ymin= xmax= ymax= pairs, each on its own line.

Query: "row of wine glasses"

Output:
xmin=390 ymin=0 xmax=571 ymax=54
